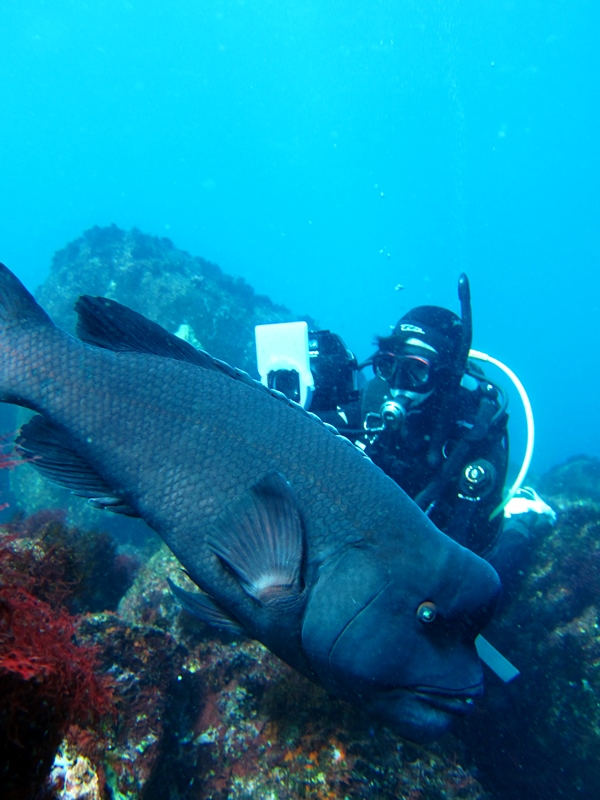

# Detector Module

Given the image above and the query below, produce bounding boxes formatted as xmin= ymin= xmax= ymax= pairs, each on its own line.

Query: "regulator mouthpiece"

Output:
xmin=379 ymin=399 xmax=407 ymax=429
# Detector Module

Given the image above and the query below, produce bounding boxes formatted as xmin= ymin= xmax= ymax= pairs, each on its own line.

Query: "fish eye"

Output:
xmin=416 ymin=601 xmax=437 ymax=623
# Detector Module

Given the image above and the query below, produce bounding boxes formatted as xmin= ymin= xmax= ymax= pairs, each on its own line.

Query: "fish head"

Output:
xmin=301 ymin=533 xmax=500 ymax=742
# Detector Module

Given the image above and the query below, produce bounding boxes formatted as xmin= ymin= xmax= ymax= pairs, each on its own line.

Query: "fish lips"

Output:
xmin=408 ymin=682 xmax=483 ymax=716
xmin=364 ymin=683 xmax=483 ymax=743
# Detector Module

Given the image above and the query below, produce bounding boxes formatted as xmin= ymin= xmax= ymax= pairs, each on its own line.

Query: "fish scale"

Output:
xmin=0 ymin=262 xmax=501 ymax=743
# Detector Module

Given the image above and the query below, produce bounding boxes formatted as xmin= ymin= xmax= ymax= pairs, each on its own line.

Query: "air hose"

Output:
xmin=468 ymin=350 xmax=535 ymax=520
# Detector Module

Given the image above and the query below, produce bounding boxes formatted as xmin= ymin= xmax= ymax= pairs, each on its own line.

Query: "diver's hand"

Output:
xmin=503 ymin=486 xmax=556 ymax=532
xmin=488 ymin=488 xmax=555 ymax=594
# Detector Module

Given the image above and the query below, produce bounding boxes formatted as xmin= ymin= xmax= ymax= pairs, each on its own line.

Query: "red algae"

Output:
xmin=0 ymin=529 xmax=115 ymax=800
xmin=0 ymin=586 xmax=113 ymax=721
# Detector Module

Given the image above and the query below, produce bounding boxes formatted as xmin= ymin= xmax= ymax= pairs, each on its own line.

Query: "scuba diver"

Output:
xmin=255 ymin=274 xmax=555 ymax=594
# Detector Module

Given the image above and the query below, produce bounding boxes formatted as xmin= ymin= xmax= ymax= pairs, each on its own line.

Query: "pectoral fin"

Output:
xmin=208 ymin=472 xmax=305 ymax=610
xmin=16 ymin=415 xmax=136 ymax=515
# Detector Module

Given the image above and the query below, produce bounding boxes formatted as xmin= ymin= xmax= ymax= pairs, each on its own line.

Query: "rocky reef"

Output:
xmin=3 ymin=456 xmax=599 ymax=800
xmin=458 ymin=455 xmax=600 ymax=799
xmin=35 ymin=225 xmax=312 ymax=371
xmin=2 ymin=229 xmax=599 ymax=799
xmin=0 ymin=516 xmax=489 ymax=800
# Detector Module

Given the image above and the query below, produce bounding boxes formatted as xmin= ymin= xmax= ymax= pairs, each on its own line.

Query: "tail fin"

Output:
xmin=0 ymin=263 xmax=54 ymax=406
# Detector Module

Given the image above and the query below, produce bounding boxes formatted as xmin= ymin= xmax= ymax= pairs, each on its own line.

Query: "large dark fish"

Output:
xmin=0 ymin=262 xmax=500 ymax=743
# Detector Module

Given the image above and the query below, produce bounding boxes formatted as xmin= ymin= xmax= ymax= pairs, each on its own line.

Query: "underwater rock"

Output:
xmin=48 ymin=742 xmax=103 ymax=800
xmin=459 ymin=469 xmax=600 ymax=799
xmin=537 ymin=454 xmax=600 ymax=505
xmin=7 ymin=469 xmax=599 ymax=799
xmin=76 ymin=612 xmax=187 ymax=799
xmin=10 ymin=225 xmax=314 ymax=525
xmin=8 ymin=227 xmax=600 ymax=797
xmin=1 ymin=513 xmax=488 ymax=800
xmin=98 ymin=546 xmax=490 ymax=800
xmin=37 ymin=224 xmax=312 ymax=370
xmin=1 ymin=509 xmax=140 ymax=614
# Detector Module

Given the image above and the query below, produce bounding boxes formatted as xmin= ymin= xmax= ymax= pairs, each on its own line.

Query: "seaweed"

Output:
xmin=0 ymin=532 xmax=114 ymax=800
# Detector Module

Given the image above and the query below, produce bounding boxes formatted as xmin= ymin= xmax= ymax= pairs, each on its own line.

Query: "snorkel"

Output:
xmin=457 ymin=273 xmax=535 ymax=517
xmin=457 ymin=273 xmax=474 ymax=376
xmin=455 ymin=273 xmax=534 ymax=518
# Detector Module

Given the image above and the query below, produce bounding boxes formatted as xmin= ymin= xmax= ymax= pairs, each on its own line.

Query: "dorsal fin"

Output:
xmin=75 ymin=295 xmax=212 ymax=366
xmin=75 ymin=295 xmax=263 ymax=387
xmin=75 ymin=295 xmax=365 ymax=450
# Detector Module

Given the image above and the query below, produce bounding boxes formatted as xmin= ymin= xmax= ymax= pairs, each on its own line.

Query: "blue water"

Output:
xmin=0 ymin=1 xmax=597 ymax=473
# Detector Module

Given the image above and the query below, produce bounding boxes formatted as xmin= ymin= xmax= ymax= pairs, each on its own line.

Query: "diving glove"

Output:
xmin=504 ymin=486 xmax=556 ymax=525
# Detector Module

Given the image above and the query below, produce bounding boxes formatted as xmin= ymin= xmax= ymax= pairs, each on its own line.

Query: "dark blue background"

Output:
xmin=1 ymin=0 xmax=598 ymax=472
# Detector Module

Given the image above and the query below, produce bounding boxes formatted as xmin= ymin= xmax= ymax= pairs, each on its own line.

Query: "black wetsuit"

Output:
xmin=319 ymin=366 xmax=509 ymax=558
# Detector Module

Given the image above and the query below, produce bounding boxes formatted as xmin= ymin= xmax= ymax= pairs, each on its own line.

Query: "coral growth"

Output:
xmin=78 ymin=614 xmax=186 ymax=797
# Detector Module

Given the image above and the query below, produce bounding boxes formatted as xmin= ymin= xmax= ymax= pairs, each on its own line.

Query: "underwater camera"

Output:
xmin=255 ymin=323 xmax=358 ymax=411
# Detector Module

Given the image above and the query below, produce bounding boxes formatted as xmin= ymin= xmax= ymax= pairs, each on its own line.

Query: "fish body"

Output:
xmin=0 ymin=263 xmax=500 ymax=742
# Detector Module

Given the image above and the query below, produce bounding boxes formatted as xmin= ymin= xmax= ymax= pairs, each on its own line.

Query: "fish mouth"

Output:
xmin=365 ymin=683 xmax=482 ymax=742
xmin=408 ymin=683 xmax=483 ymax=716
